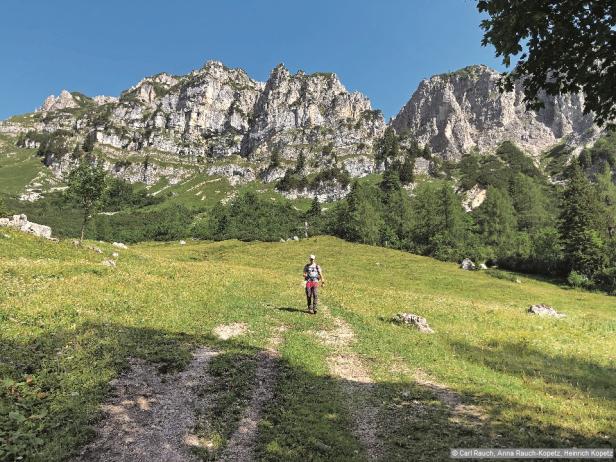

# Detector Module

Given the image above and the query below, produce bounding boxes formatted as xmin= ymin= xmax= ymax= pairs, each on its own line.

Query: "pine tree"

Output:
xmin=294 ymin=151 xmax=306 ymax=174
xmin=409 ymin=181 xmax=469 ymax=258
xmin=308 ymin=196 xmax=321 ymax=217
xmin=399 ymin=155 xmax=415 ymax=184
xmin=344 ymin=181 xmax=383 ymax=244
xmin=559 ymin=162 xmax=604 ymax=275
xmin=475 ymin=187 xmax=518 ymax=257
xmin=508 ymin=173 xmax=551 ymax=232
xmin=375 ymin=127 xmax=399 ymax=167
xmin=270 ymin=148 xmax=281 ymax=168
xmin=595 ymin=164 xmax=616 ymax=238
xmin=379 ymin=170 xmax=411 ymax=247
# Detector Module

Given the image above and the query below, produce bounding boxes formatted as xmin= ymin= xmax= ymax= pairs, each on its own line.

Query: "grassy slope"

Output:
xmin=0 ymin=135 xmax=46 ymax=197
xmin=1 ymin=231 xmax=613 ymax=460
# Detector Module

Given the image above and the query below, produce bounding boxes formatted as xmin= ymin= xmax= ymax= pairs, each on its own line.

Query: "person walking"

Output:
xmin=303 ymin=254 xmax=324 ymax=314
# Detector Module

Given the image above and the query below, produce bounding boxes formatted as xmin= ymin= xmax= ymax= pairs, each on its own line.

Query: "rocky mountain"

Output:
xmin=2 ymin=61 xmax=384 ymax=186
xmin=0 ymin=61 xmax=606 ymax=201
xmin=391 ymin=65 xmax=601 ymax=161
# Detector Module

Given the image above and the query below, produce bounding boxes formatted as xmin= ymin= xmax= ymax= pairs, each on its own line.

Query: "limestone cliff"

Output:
xmin=391 ymin=65 xmax=600 ymax=160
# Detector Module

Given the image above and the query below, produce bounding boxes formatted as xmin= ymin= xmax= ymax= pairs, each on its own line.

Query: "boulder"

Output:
xmin=112 ymin=242 xmax=128 ymax=249
xmin=479 ymin=263 xmax=488 ymax=270
xmin=0 ymin=214 xmax=52 ymax=239
xmin=279 ymin=238 xmax=286 ymax=243
xmin=102 ymin=259 xmax=116 ymax=267
xmin=293 ymin=236 xmax=299 ymax=241
xmin=391 ymin=313 xmax=434 ymax=333
xmin=528 ymin=304 xmax=565 ymax=318
xmin=179 ymin=240 xmax=186 ymax=245
xmin=460 ymin=258 xmax=476 ymax=270
xmin=112 ymin=252 xmax=119 ymax=258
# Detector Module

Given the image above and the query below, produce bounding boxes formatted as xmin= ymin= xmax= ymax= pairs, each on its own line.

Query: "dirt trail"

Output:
xmin=218 ymin=326 xmax=286 ymax=462
xmin=74 ymin=347 xmax=218 ymax=462
xmin=315 ymin=306 xmax=383 ymax=460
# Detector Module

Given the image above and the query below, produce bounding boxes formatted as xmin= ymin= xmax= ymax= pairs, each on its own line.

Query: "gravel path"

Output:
xmin=73 ymin=348 xmax=218 ymax=462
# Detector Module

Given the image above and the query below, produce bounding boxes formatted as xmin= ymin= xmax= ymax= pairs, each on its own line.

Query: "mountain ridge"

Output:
xmin=0 ymin=60 xmax=606 ymax=200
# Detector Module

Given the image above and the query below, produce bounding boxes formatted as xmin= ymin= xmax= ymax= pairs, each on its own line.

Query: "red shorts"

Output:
xmin=306 ymin=281 xmax=319 ymax=288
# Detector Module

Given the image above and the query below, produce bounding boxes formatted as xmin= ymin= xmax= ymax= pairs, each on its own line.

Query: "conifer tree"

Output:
xmin=399 ymin=155 xmax=415 ymax=184
xmin=475 ymin=187 xmax=518 ymax=256
xmin=559 ymin=163 xmax=604 ymax=275
xmin=508 ymin=173 xmax=551 ymax=232
xmin=345 ymin=181 xmax=383 ymax=244
xmin=595 ymin=164 xmax=616 ymax=238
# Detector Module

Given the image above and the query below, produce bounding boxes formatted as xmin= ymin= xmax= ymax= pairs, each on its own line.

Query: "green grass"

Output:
xmin=0 ymin=135 xmax=44 ymax=196
xmin=0 ymin=232 xmax=614 ymax=461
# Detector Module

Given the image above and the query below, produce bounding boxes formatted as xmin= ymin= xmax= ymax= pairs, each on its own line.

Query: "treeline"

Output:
xmin=199 ymin=138 xmax=616 ymax=294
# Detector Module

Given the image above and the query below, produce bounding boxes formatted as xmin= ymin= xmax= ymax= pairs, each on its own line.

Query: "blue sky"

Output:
xmin=0 ymin=0 xmax=505 ymax=120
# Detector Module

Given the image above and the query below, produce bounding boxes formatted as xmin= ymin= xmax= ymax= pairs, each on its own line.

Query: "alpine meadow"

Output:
xmin=1 ymin=1 xmax=615 ymax=461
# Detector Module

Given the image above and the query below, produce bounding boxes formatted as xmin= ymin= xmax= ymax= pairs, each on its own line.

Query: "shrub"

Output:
xmin=567 ymin=270 xmax=592 ymax=289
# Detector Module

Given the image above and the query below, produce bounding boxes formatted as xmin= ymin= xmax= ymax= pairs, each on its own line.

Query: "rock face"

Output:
xmin=37 ymin=90 xmax=80 ymax=112
xmin=391 ymin=65 xmax=600 ymax=160
xmin=27 ymin=61 xmax=384 ymax=165
xmin=391 ymin=313 xmax=434 ymax=333
xmin=461 ymin=184 xmax=487 ymax=211
xmin=0 ymin=214 xmax=52 ymax=239
xmin=14 ymin=61 xmax=385 ymax=194
xmin=2 ymin=61 xmax=607 ymax=201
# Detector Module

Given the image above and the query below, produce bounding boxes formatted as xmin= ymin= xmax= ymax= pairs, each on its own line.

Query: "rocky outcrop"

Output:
xmin=22 ymin=61 xmax=384 ymax=174
xmin=37 ymin=90 xmax=80 ymax=112
xmin=243 ymin=65 xmax=385 ymax=163
xmin=4 ymin=61 xmax=607 ymax=201
xmin=0 ymin=214 xmax=52 ymax=239
xmin=461 ymin=184 xmax=487 ymax=211
xmin=391 ymin=65 xmax=600 ymax=160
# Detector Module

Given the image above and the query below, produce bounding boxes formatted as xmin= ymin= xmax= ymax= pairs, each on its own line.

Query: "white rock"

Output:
xmin=391 ymin=65 xmax=599 ymax=160
xmin=528 ymin=304 xmax=565 ymax=318
xmin=0 ymin=214 xmax=52 ymax=239
xmin=112 ymin=242 xmax=128 ymax=249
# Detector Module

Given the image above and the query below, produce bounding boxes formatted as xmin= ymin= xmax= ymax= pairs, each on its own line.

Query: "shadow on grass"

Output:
xmin=277 ymin=306 xmax=310 ymax=314
xmin=1 ymin=323 xmax=612 ymax=462
xmin=449 ymin=339 xmax=616 ymax=402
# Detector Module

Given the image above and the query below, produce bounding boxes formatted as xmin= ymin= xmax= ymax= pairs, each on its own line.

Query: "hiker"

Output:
xmin=303 ymin=254 xmax=324 ymax=314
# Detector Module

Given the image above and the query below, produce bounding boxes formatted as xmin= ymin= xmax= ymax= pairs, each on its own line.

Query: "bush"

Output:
xmin=90 ymin=204 xmax=194 ymax=243
xmin=567 ymin=270 xmax=592 ymax=289
xmin=193 ymin=192 xmax=303 ymax=242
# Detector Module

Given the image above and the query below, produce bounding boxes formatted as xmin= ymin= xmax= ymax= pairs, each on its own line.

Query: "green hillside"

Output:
xmin=1 ymin=231 xmax=614 ymax=460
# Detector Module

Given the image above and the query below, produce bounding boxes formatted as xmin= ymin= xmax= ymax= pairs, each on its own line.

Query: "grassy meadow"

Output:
xmin=0 ymin=231 xmax=614 ymax=461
